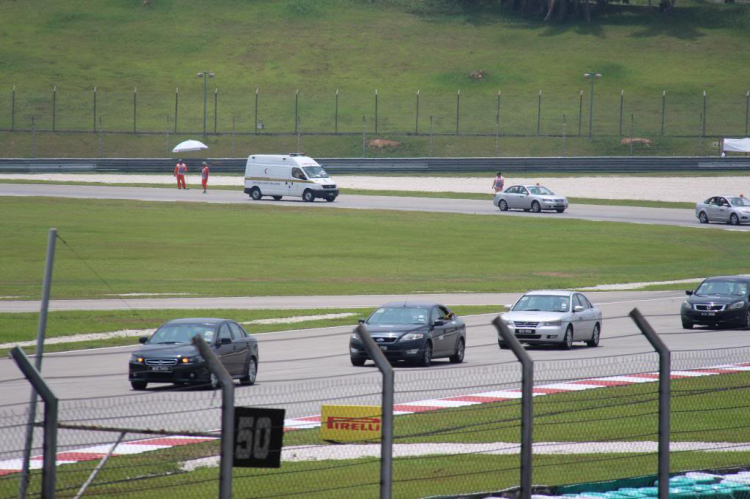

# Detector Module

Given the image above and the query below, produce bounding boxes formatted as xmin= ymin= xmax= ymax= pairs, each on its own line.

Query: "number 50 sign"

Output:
xmin=233 ymin=407 xmax=286 ymax=468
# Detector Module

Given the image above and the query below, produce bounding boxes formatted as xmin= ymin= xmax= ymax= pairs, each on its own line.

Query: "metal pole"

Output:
xmin=52 ymin=86 xmax=57 ymax=132
xmin=702 ymin=90 xmax=707 ymax=137
xmin=588 ymin=78 xmax=595 ymax=139
xmin=18 ymin=228 xmax=56 ymax=499
xmin=354 ymin=324 xmax=393 ymax=499
xmin=537 ymin=90 xmax=542 ymax=136
xmin=295 ymin=89 xmax=299 ymax=134
xmin=133 ymin=87 xmax=137 ymax=134
xmin=415 ymin=90 xmax=419 ymax=134
xmin=661 ymin=91 xmax=666 ymax=136
xmin=375 ymin=89 xmax=378 ymax=134
xmin=231 ymin=116 xmax=235 ymax=157
xmin=362 ymin=115 xmax=366 ymax=158
xmin=192 ymin=335 xmax=234 ymax=499
xmin=495 ymin=114 xmax=499 ymax=156
xmin=11 ymin=85 xmax=16 ymax=131
xmin=31 ymin=117 xmax=36 ymax=159
xmin=214 ymin=88 xmax=218 ymax=134
xmin=335 ymin=89 xmax=339 ymax=134
xmin=98 ymin=117 xmax=103 ymax=159
xmin=628 ymin=309 xmax=670 ymax=499
xmin=203 ymin=74 xmax=208 ymax=136
xmin=429 ymin=115 xmax=434 ymax=156
xmin=74 ymin=432 xmax=125 ymax=499
xmin=578 ymin=90 xmax=583 ymax=137
xmin=492 ymin=316 xmax=533 ymax=499
xmin=165 ymin=117 xmax=169 ymax=156
xmin=11 ymin=347 xmax=57 ymax=499
xmin=93 ymin=87 xmax=97 ymax=132
xmin=496 ymin=90 xmax=501 ymax=131
xmin=619 ymin=90 xmax=624 ymax=137
xmin=630 ymin=114 xmax=634 ymax=156
xmin=746 ymin=90 xmax=749 ymax=136
xmin=563 ymin=114 xmax=567 ymax=156
xmin=254 ymin=88 xmax=258 ymax=135
xmin=174 ymin=88 xmax=178 ymax=133
xmin=456 ymin=89 xmax=460 ymax=135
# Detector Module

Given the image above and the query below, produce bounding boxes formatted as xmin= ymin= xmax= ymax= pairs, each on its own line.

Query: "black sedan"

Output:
xmin=129 ymin=318 xmax=259 ymax=390
xmin=681 ymin=276 xmax=750 ymax=329
xmin=349 ymin=302 xmax=466 ymax=367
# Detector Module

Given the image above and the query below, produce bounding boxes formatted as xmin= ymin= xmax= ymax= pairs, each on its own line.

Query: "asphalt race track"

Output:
xmin=2 ymin=183 xmax=749 ymax=231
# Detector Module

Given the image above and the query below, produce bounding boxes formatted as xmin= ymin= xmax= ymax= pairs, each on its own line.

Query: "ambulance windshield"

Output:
xmin=303 ymin=166 xmax=329 ymax=179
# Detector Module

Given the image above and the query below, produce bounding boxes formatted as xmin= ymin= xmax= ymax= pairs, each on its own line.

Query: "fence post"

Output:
xmin=619 ymin=90 xmax=624 ymax=137
xmin=702 ymin=90 xmax=707 ymax=137
xmin=661 ymin=91 xmax=666 ymax=136
xmin=52 ymin=85 xmax=57 ymax=132
xmin=492 ymin=316 xmax=533 ymax=499
xmin=214 ymin=88 xmax=218 ymax=134
xmin=192 ymin=335 xmax=234 ymax=499
xmin=745 ymin=90 xmax=749 ymax=136
xmin=295 ymin=89 xmax=299 ymax=134
xmin=429 ymin=115 xmax=434 ymax=156
xmin=174 ymin=88 xmax=179 ymax=133
xmin=578 ymin=90 xmax=583 ymax=137
xmin=11 ymin=347 xmax=58 ymax=499
xmin=375 ymin=89 xmax=378 ymax=134
xmin=415 ymin=90 xmax=419 ymax=135
xmin=628 ymin=309 xmax=670 ymax=499
xmin=254 ymin=88 xmax=259 ymax=135
xmin=231 ymin=116 xmax=235 ymax=157
xmin=93 ymin=87 xmax=97 ymax=132
xmin=98 ymin=117 xmax=103 ymax=158
xmin=496 ymin=90 xmax=501 ymax=129
xmin=537 ymin=90 xmax=542 ymax=136
xmin=12 ymin=85 xmax=16 ymax=131
xmin=362 ymin=115 xmax=366 ymax=158
xmin=133 ymin=87 xmax=137 ymax=134
xmin=31 ymin=117 xmax=36 ymax=158
xmin=630 ymin=114 xmax=634 ymax=156
xmin=456 ymin=89 xmax=460 ymax=135
xmin=563 ymin=114 xmax=567 ymax=156
xmin=354 ymin=323 xmax=393 ymax=499
xmin=335 ymin=89 xmax=339 ymax=134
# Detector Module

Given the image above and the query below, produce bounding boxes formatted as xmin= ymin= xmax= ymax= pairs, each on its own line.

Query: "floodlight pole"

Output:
xmin=584 ymin=72 xmax=601 ymax=140
xmin=198 ymin=71 xmax=215 ymax=136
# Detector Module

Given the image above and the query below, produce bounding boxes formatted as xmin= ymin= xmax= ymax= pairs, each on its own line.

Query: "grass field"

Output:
xmin=0 ymin=196 xmax=743 ymax=300
xmin=1 ymin=0 xmax=749 ymax=157
xmin=5 ymin=372 xmax=749 ymax=498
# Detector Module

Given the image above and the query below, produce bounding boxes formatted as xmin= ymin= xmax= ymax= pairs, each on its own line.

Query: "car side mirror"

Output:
xmin=139 ymin=336 xmax=148 ymax=344
xmin=685 ymin=290 xmax=693 ymax=296
xmin=433 ymin=319 xmax=445 ymax=327
xmin=573 ymin=305 xmax=584 ymax=313
xmin=358 ymin=318 xmax=365 ymax=325
xmin=220 ymin=337 xmax=232 ymax=345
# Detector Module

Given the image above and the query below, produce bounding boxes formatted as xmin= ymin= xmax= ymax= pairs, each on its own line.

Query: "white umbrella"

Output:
xmin=172 ymin=139 xmax=208 ymax=153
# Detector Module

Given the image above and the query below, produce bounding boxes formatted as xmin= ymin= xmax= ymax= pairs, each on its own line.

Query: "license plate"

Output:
xmin=150 ymin=366 xmax=172 ymax=372
xmin=380 ymin=346 xmax=388 ymax=351
xmin=701 ymin=312 xmax=716 ymax=317
xmin=516 ymin=329 xmax=535 ymax=334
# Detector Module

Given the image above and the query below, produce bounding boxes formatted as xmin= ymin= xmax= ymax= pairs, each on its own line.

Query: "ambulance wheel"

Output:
xmin=272 ymin=196 xmax=283 ymax=201
xmin=250 ymin=188 xmax=262 ymax=200
xmin=302 ymin=189 xmax=315 ymax=202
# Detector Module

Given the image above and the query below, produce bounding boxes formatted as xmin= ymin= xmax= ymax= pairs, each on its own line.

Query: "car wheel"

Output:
xmin=587 ymin=324 xmax=600 ymax=348
xmin=272 ymin=196 xmax=283 ymax=201
xmin=417 ymin=342 xmax=433 ymax=367
xmin=350 ymin=356 xmax=366 ymax=366
xmin=240 ymin=357 xmax=258 ymax=386
xmin=302 ymin=189 xmax=315 ymax=202
xmin=250 ymin=188 xmax=262 ymax=200
xmin=561 ymin=326 xmax=573 ymax=350
xmin=556 ymin=208 xmax=565 ymax=213
xmin=130 ymin=381 xmax=147 ymax=390
xmin=499 ymin=200 xmax=509 ymax=211
xmin=326 ymin=196 xmax=336 ymax=203
xmin=699 ymin=211 xmax=708 ymax=224
xmin=531 ymin=201 xmax=541 ymax=213
xmin=744 ymin=309 xmax=750 ymax=329
xmin=449 ymin=338 xmax=465 ymax=363
xmin=682 ymin=319 xmax=694 ymax=329
xmin=730 ymin=213 xmax=740 ymax=226
xmin=498 ymin=340 xmax=509 ymax=350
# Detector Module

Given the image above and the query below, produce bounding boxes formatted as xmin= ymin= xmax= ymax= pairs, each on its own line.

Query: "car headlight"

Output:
xmin=350 ymin=332 xmax=359 ymax=340
xmin=503 ymin=319 xmax=514 ymax=326
xmin=541 ymin=321 xmax=562 ymax=326
xmin=130 ymin=355 xmax=144 ymax=364
xmin=181 ymin=355 xmax=203 ymax=364
xmin=728 ymin=301 xmax=745 ymax=310
xmin=400 ymin=333 xmax=424 ymax=341
xmin=681 ymin=301 xmax=690 ymax=308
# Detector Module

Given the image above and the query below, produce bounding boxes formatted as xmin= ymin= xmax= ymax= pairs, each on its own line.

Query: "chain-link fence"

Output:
xmin=2 ymin=317 xmax=750 ymax=498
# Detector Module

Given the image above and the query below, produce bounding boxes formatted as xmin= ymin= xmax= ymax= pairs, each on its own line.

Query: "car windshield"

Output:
xmin=367 ymin=307 xmax=430 ymax=325
xmin=527 ymin=186 xmax=553 ymax=195
xmin=147 ymin=324 xmax=217 ymax=344
xmin=728 ymin=197 xmax=750 ymax=207
xmin=695 ymin=281 xmax=749 ymax=297
xmin=513 ymin=295 xmax=570 ymax=313
xmin=302 ymin=166 xmax=329 ymax=179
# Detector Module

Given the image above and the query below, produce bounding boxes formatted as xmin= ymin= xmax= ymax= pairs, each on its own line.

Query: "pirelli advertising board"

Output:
xmin=320 ymin=405 xmax=382 ymax=442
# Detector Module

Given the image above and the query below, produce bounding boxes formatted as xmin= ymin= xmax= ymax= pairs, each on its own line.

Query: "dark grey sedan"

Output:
xmin=128 ymin=318 xmax=259 ymax=390
xmin=349 ymin=302 xmax=466 ymax=367
xmin=681 ymin=277 xmax=750 ymax=329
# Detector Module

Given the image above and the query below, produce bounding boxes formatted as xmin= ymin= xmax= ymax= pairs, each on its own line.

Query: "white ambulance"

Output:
xmin=243 ymin=153 xmax=339 ymax=202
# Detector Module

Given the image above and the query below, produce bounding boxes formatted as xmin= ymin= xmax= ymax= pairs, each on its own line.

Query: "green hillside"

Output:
xmin=1 ymin=0 xmax=748 ymax=158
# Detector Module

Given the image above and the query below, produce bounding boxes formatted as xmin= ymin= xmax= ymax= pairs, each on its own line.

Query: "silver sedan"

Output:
xmin=494 ymin=184 xmax=568 ymax=213
xmin=498 ymin=290 xmax=602 ymax=350
xmin=695 ymin=195 xmax=750 ymax=226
